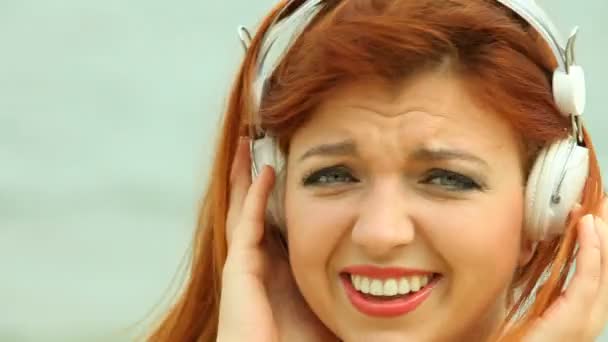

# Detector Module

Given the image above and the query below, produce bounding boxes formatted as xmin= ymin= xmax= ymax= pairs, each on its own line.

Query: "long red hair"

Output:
xmin=147 ymin=1 xmax=604 ymax=341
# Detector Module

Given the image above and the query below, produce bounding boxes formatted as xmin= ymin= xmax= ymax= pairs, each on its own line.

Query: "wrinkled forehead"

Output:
xmin=288 ymin=73 xmax=528 ymax=168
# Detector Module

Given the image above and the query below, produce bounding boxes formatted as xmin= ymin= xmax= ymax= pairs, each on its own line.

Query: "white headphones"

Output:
xmin=239 ymin=0 xmax=589 ymax=241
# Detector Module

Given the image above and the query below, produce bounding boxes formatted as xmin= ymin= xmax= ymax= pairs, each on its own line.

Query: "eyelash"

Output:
xmin=302 ymin=165 xmax=358 ymax=186
xmin=302 ymin=166 xmax=481 ymax=192
xmin=420 ymin=169 xmax=482 ymax=191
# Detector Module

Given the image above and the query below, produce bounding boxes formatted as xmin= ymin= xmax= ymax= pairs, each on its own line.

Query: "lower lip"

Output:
xmin=341 ymin=274 xmax=441 ymax=317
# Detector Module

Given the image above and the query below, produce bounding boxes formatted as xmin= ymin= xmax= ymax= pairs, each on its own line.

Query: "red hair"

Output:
xmin=148 ymin=1 xmax=604 ymax=341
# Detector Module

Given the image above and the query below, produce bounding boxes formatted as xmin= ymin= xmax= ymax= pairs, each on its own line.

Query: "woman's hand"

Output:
xmin=217 ymin=138 xmax=338 ymax=342
xmin=522 ymin=197 xmax=608 ymax=342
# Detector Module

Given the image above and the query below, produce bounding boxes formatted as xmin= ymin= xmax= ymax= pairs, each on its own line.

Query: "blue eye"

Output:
xmin=302 ymin=166 xmax=358 ymax=186
xmin=422 ymin=169 xmax=481 ymax=191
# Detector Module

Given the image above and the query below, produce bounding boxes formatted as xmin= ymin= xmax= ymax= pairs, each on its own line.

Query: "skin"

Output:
xmin=217 ymin=70 xmax=608 ymax=342
xmin=284 ymin=71 xmax=533 ymax=341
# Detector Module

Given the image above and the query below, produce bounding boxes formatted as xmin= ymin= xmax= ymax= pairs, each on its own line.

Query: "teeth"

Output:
xmin=420 ymin=275 xmax=429 ymax=287
xmin=350 ymin=274 xmax=433 ymax=297
xmin=384 ymin=279 xmax=398 ymax=296
xmin=360 ymin=276 xmax=370 ymax=294
xmin=370 ymin=280 xmax=383 ymax=295
xmin=410 ymin=276 xmax=421 ymax=292
xmin=398 ymin=277 xmax=410 ymax=294
xmin=352 ymin=274 xmax=361 ymax=289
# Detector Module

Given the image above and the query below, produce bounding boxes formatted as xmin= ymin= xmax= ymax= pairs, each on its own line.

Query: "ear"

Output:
xmin=518 ymin=237 xmax=537 ymax=267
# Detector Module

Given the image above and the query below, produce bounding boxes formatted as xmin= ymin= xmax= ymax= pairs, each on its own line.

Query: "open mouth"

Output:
xmin=340 ymin=272 xmax=442 ymax=317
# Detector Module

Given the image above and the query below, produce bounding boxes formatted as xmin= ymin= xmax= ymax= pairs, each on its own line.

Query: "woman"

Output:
xmin=149 ymin=0 xmax=608 ymax=341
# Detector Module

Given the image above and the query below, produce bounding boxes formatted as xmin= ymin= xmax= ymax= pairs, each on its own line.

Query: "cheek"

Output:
xmin=284 ymin=187 xmax=355 ymax=313
xmin=427 ymin=190 xmax=524 ymax=295
xmin=285 ymin=189 xmax=352 ymax=273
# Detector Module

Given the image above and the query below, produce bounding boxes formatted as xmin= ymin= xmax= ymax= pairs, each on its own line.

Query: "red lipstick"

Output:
xmin=342 ymin=265 xmax=433 ymax=279
xmin=340 ymin=265 xmax=440 ymax=317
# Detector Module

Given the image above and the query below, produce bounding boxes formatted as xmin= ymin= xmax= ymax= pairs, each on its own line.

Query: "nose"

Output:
xmin=351 ymin=178 xmax=416 ymax=258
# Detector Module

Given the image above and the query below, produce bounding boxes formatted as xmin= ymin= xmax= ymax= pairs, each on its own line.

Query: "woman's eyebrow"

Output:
xmin=298 ymin=139 xmax=358 ymax=162
xmin=297 ymin=141 xmax=489 ymax=169
xmin=410 ymin=147 xmax=490 ymax=169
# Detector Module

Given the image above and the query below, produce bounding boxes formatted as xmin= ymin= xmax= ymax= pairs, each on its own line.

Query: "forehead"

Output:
xmin=289 ymin=71 xmax=524 ymax=161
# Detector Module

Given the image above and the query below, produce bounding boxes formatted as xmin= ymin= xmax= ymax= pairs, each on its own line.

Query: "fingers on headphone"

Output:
xmin=564 ymin=214 xmax=601 ymax=316
xmin=233 ymin=165 xmax=276 ymax=249
xmin=592 ymin=205 xmax=608 ymax=317
xmin=533 ymin=216 xmax=605 ymax=342
xmin=594 ymin=199 xmax=608 ymax=299
xmin=226 ymin=137 xmax=253 ymax=245
xmin=568 ymin=203 xmax=584 ymax=223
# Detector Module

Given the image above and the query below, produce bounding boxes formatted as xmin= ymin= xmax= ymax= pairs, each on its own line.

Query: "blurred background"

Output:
xmin=0 ymin=0 xmax=606 ymax=341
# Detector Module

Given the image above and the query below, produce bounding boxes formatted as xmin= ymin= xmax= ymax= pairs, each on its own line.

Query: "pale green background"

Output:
xmin=0 ymin=0 xmax=606 ymax=341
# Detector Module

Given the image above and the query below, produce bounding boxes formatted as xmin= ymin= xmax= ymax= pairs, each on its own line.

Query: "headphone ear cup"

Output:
xmin=525 ymin=139 xmax=589 ymax=240
xmin=250 ymin=136 xmax=287 ymax=233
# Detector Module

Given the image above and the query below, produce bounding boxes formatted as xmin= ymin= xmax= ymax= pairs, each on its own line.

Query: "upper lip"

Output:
xmin=341 ymin=265 xmax=437 ymax=279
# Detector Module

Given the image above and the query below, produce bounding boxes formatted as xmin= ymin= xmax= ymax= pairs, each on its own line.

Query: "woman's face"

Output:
xmin=284 ymin=71 xmax=534 ymax=341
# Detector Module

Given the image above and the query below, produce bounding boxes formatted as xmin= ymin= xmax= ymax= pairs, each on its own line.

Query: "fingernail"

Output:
xmin=583 ymin=214 xmax=600 ymax=240
xmin=582 ymin=214 xmax=595 ymax=235
xmin=594 ymin=215 xmax=605 ymax=236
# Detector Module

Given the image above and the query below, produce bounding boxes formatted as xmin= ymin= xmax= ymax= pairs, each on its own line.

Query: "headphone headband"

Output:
xmin=240 ymin=0 xmax=586 ymax=143
xmin=495 ymin=0 xmax=567 ymax=70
